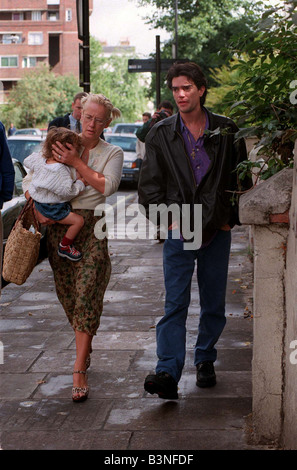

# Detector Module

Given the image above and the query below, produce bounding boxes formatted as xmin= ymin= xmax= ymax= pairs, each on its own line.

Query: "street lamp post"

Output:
xmin=174 ymin=0 xmax=178 ymax=59
xmin=76 ymin=0 xmax=90 ymax=92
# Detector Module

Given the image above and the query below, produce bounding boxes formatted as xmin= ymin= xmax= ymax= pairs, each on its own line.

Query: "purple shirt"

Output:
xmin=180 ymin=112 xmax=210 ymax=186
xmin=179 ymin=112 xmax=217 ymax=247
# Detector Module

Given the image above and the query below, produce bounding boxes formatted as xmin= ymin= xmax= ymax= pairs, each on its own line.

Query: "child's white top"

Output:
xmin=23 ymin=152 xmax=85 ymax=204
xmin=22 ymin=139 xmax=124 ymax=210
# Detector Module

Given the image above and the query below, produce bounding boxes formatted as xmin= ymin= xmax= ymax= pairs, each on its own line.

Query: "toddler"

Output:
xmin=24 ymin=127 xmax=85 ymax=261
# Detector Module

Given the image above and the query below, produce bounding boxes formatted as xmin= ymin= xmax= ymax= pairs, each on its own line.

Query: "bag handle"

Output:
xmin=14 ymin=197 xmax=40 ymax=231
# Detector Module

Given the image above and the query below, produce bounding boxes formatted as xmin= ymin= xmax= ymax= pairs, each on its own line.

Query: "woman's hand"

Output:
xmin=52 ymin=141 xmax=105 ymax=194
xmin=52 ymin=142 xmax=80 ymax=168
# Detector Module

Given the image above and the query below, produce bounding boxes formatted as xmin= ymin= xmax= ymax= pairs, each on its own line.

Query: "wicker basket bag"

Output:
xmin=2 ymin=198 xmax=42 ymax=285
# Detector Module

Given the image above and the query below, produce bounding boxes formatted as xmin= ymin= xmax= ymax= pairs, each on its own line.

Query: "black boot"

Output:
xmin=144 ymin=371 xmax=178 ymax=399
xmin=196 ymin=361 xmax=216 ymax=388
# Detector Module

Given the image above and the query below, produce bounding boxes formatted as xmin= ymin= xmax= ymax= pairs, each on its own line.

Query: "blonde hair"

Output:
xmin=81 ymin=93 xmax=121 ymax=121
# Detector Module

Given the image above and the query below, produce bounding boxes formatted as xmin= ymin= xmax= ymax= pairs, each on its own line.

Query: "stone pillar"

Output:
xmin=239 ymin=168 xmax=293 ymax=444
xmin=283 ymin=141 xmax=297 ymax=449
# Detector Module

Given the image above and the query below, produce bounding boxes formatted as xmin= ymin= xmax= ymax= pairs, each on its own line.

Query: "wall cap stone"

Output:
xmin=239 ymin=168 xmax=293 ymax=225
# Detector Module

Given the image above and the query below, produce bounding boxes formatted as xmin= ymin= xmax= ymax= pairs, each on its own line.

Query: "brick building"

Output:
xmin=0 ymin=0 xmax=92 ymax=102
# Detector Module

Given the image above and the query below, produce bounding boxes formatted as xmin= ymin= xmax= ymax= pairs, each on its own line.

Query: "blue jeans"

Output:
xmin=156 ymin=229 xmax=231 ymax=382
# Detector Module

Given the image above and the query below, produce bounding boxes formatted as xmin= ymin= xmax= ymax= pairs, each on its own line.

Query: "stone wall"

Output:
xmin=283 ymin=141 xmax=297 ymax=448
xmin=239 ymin=141 xmax=297 ymax=448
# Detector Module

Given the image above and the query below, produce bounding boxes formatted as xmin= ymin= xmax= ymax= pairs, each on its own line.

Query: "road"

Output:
xmin=106 ymin=183 xmax=138 ymax=208
xmin=105 ymin=183 xmax=150 ymax=242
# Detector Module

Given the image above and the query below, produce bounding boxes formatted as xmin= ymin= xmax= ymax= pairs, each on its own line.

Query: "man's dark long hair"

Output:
xmin=166 ymin=62 xmax=208 ymax=106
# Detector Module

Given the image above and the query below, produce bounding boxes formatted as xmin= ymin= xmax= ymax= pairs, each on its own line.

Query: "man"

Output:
xmin=0 ymin=121 xmax=15 ymax=296
xmin=7 ymin=123 xmax=16 ymax=136
xmin=136 ymin=101 xmax=174 ymax=143
xmin=48 ymin=92 xmax=87 ymax=133
xmin=136 ymin=112 xmax=151 ymax=161
xmin=138 ymin=62 xmax=250 ymax=399
xmin=142 ymin=112 xmax=152 ymax=123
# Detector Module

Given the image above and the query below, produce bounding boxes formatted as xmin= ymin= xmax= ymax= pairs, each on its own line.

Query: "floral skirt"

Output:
xmin=47 ymin=209 xmax=111 ymax=336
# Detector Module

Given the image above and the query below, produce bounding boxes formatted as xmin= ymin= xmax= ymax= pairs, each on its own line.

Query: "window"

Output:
xmin=22 ymin=57 xmax=37 ymax=68
xmin=66 ymin=9 xmax=72 ymax=21
xmin=0 ymin=56 xmax=18 ymax=67
xmin=1 ymin=34 xmax=22 ymax=44
xmin=14 ymin=162 xmax=25 ymax=196
xmin=31 ymin=11 xmax=42 ymax=21
xmin=28 ymin=32 xmax=43 ymax=45
xmin=12 ymin=13 xmax=24 ymax=21
xmin=47 ymin=11 xmax=59 ymax=21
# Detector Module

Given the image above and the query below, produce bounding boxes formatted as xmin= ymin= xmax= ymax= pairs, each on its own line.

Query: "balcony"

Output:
xmin=0 ymin=9 xmax=60 ymax=24
xmin=0 ymin=33 xmax=23 ymax=45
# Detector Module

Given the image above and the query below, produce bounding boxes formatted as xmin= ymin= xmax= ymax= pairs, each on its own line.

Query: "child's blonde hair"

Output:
xmin=43 ymin=127 xmax=82 ymax=160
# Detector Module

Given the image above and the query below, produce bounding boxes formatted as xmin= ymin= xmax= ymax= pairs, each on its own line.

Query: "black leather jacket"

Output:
xmin=138 ymin=108 xmax=251 ymax=238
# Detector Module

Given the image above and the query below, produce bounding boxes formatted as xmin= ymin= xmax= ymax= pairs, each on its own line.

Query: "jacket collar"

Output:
xmin=171 ymin=107 xmax=218 ymax=135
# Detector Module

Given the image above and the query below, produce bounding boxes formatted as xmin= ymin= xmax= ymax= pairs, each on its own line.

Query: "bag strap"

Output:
xmin=14 ymin=197 xmax=40 ymax=231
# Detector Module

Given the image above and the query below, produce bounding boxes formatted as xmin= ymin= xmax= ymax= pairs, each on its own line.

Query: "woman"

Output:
xmin=23 ymin=94 xmax=123 ymax=402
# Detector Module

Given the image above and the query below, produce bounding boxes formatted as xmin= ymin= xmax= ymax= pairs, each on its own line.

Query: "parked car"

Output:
xmin=14 ymin=128 xmax=43 ymax=136
xmin=103 ymin=127 xmax=113 ymax=135
xmin=105 ymin=133 xmax=141 ymax=185
xmin=1 ymin=159 xmax=27 ymax=246
xmin=7 ymin=135 xmax=44 ymax=165
xmin=1 ymin=159 xmax=47 ymax=285
xmin=112 ymin=123 xmax=142 ymax=135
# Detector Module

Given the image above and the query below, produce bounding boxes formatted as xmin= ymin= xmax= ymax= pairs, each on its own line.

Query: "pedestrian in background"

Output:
xmin=136 ymin=101 xmax=174 ymax=143
xmin=0 ymin=121 xmax=15 ymax=296
xmin=138 ymin=62 xmax=251 ymax=399
xmin=23 ymin=94 xmax=123 ymax=402
xmin=136 ymin=112 xmax=152 ymax=162
xmin=48 ymin=92 xmax=87 ymax=134
xmin=7 ymin=123 xmax=16 ymax=136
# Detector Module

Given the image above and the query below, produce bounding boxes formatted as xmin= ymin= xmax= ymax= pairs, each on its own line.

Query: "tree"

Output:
xmin=90 ymin=36 xmax=149 ymax=122
xmin=133 ymin=0 xmax=262 ymax=103
xmin=225 ymin=1 xmax=297 ymax=180
xmin=2 ymin=65 xmax=81 ymax=128
xmin=136 ymin=0 xmax=261 ymax=79
xmin=206 ymin=61 xmax=245 ymax=115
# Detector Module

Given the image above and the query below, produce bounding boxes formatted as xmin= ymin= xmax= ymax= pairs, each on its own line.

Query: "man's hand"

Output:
xmin=220 ymin=224 xmax=231 ymax=231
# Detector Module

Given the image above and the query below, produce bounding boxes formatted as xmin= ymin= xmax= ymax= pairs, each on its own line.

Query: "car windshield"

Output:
xmin=113 ymin=124 xmax=140 ymax=134
xmin=14 ymin=129 xmax=41 ymax=135
xmin=106 ymin=136 xmax=136 ymax=152
xmin=7 ymin=140 xmax=43 ymax=164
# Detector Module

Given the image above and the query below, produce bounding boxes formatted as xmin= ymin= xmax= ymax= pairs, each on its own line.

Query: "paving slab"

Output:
xmin=0 ymin=225 xmax=275 ymax=451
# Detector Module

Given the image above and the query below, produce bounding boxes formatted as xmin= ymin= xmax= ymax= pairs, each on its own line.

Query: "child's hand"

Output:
xmin=76 ymin=171 xmax=88 ymax=186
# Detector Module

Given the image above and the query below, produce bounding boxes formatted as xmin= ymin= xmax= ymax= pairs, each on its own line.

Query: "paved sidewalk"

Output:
xmin=0 ymin=224 xmax=271 ymax=451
